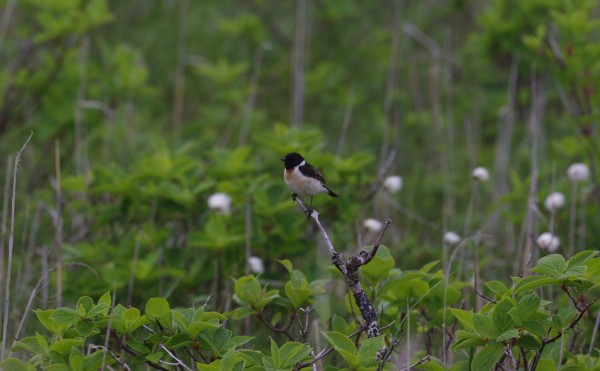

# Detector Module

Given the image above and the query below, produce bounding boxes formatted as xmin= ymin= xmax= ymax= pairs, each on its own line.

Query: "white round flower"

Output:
xmin=248 ymin=256 xmax=264 ymax=274
xmin=472 ymin=167 xmax=490 ymax=182
xmin=363 ymin=218 xmax=383 ymax=232
xmin=544 ymin=192 xmax=565 ymax=213
xmin=207 ymin=192 xmax=232 ymax=215
xmin=383 ymin=175 xmax=403 ymax=193
xmin=443 ymin=231 xmax=461 ymax=246
xmin=536 ymin=232 xmax=560 ymax=252
xmin=567 ymin=163 xmax=590 ymax=182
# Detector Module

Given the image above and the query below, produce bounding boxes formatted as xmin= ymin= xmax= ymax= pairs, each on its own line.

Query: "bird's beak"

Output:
xmin=280 ymin=158 xmax=285 ymax=161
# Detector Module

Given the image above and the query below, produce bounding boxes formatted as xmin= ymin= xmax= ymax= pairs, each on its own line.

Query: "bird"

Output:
xmin=281 ymin=152 xmax=338 ymax=212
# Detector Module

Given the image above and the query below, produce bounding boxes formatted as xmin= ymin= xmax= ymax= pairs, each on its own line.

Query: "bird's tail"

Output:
xmin=324 ymin=186 xmax=338 ymax=198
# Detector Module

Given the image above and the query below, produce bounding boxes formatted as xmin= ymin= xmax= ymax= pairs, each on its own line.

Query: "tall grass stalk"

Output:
xmin=1 ymin=132 xmax=32 ymax=359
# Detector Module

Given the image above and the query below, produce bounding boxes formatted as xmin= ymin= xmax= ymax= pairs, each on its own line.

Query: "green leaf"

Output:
xmin=145 ymin=298 xmax=171 ymax=328
xmin=146 ymin=352 xmax=163 ymax=364
xmin=451 ymin=330 xmax=485 ymax=350
xmin=473 ymin=314 xmax=499 ymax=339
xmin=164 ymin=333 xmax=194 ymax=349
xmin=87 ymin=303 xmax=110 ymax=317
xmin=98 ymin=292 xmax=112 ymax=307
xmin=566 ymin=251 xmax=597 ymax=270
xmin=77 ymin=296 xmax=94 ymax=316
xmin=512 ymin=276 xmax=560 ymax=294
xmin=420 ymin=260 xmax=439 ymax=273
xmin=508 ymin=294 xmax=540 ymax=325
xmin=220 ymin=348 xmax=238 ymax=370
xmin=279 ymin=342 xmax=312 ymax=367
xmin=361 ymin=246 xmax=395 ymax=285
xmin=75 ymin=319 xmax=94 ymax=337
xmin=492 ymin=299 xmax=514 ymax=333
xmin=234 ymin=275 xmax=262 ymax=307
xmin=69 ymin=347 xmax=84 ymax=371
xmin=0 ymin=358 xmax=36 ymax=371
xmin=49 ymin=308 xmax=80 ymax=325
xmin=531 ymin=254 xmax=566 ymax=278
xmin=496 ymin=329 xmax=518 ymax=342
xmin=277 ymin=259 xmax=294 ymax=273
xmin=517 ymin=335 xmax=542 ymax=350
xmin=357 ymin=336 xmax=385 ymax=366
xmin=449 ymin=309 xmax=474 ymax=330
xmin=284 ymin=281 xmax=312 ymax=308
xmin=34 ymin=309 xmax=67 ymax=335
xmin=322 ymin=331 xmax=360 ymax=367
xmin=522 ymin=321 xmax=547 ymax=338
xmin=484 ymin=280 xmax=508 ymax=295
xmin=470 ymin=343 xmax=503 ymax=371
xmin=50 ymin=339 xmax=84 ymax=356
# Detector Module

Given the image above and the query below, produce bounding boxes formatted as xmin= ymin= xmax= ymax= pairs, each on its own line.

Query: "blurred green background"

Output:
xmin=0 ymin=0 xmax=598 ymax=349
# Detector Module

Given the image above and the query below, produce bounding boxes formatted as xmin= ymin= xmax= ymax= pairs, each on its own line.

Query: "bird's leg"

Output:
xmin=305 ymin=196 xmax=314 ymax=220
xmin=291 ymin=193 xmax=298 ymax=202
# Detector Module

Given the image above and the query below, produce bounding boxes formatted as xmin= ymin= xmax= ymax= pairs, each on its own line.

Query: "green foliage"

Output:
xmin=1 ymin=0 xmax=600 ymax=369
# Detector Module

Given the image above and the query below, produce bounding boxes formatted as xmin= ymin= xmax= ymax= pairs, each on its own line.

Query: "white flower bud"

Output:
xmin=472 ymin=167 xmax=490 ymax=182
xmin=207 ymin=192 xmax=232 ymax=215
xmin=248 ymin=256 xmax=264 ymax=274
xmin=363 ymin=218 xmax=383 ymax=232
xmin=443 ymin=231 xmax=461 ymax=246
xmin=544 ymin=192 xmax=565 ymax=213
xmin=536 ymin=232 xmax=560 ymax=252
xmin=383 ymin=175 xmax=403 ymax=193
xmin=567 ymin=163 xmax=590 ymax=182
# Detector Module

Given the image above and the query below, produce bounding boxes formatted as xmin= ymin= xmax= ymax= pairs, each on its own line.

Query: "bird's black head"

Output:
xmin=281 ymin=152 xmax=305 ymax=169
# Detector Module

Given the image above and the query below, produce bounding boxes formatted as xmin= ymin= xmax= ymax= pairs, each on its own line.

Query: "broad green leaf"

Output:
xmin=0 ymin=358 xmax=36 ymax=371
xmin=238 ymin=350 xmax=266 ymax=366
xmin=285 ymin=281 xmax=312 ymax=307
xmin=492 ymin=299 xmax=514 ymax=332
xmin=566 ymin=251 xmax=597 ymax=270
xmin=234 ymin=275 xmax=262 ymax=307
xmin=473 ymin=314 xmax=499 ymax=339
xmin=531 ymin=254 xmax=566 ymax=278
xmin=49 ymin=308 xmax=80 ymax=325
xmin=496 ymin=329 xmax=518 ymax=342
xmin=87 ymin=303 xmax=110 ymax=317
xmin=508 ymin=294 xmax=540 ymax=325
xmin=69 ymin=347 xmax=84 ymax=371
xmin=220 ymin=348 xmax=237 ymax=370
xmin=357 ymin=336 xmax=384 ymax=366
xmin=279 ymin=342 xmax=312 ymax=367
xmin=361 ymin=246 xmax=395 ymax=285
xmin=522 ymin=320 xmax=547 ymax=337
xmin=517 ymin=334 xmax=542 ymax=350
xmin=145 ymin=298 xmax=171 ymax=328
xmin=322 ymin=331 xmax=360 ymax=367
xmin=484 ymin=280 xmax=508 ymax=295
xmin=146 ymin=352 xmax=163 ymax=364
xmin=277 ymin=259 xmax=294 ymax=273
xmin=76 ymin=296 xmax=94 ymax=315
xmin=420 ymin=260 xmax=439 ymax=273
xmin=50 ymin=338 xmax=83 ymax=356
xmin=448 ymin=308 xmax=474 ymax=330
xmin=451 ymin=330 xmax=485 ymax=350
xmin=97 ymin=292 xmax=112 ymax=307
xmin=75 ymin=319 xmax=94 ymax=337
xmin=512 ymin=276 xmax=560 ymax=294
xmin=34 ymin=309 xmax=69 ymax=335
xmin=470 ymin=343 xmax=503 ymax=371
xmin=164 ymin=333 xmax=194 ymax=349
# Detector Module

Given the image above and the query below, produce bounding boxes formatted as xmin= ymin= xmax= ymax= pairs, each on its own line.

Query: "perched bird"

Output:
xmin=281 ymin=152 xmax=338 ymax=211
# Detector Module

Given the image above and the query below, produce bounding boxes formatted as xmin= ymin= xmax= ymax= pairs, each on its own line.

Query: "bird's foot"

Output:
xmin=291 ymin=193 xmax=298 ymax=202
xmin=304 ymin=208 xmax=314 ymax=220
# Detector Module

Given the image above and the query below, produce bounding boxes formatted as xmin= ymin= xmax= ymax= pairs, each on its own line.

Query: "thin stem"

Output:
xmin=1 ymin=132 xmax=32 ymax=359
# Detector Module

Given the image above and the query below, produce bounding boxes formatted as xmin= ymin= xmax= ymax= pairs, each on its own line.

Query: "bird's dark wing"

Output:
xmin=299 ymin=162 xmax=327 ymax=184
